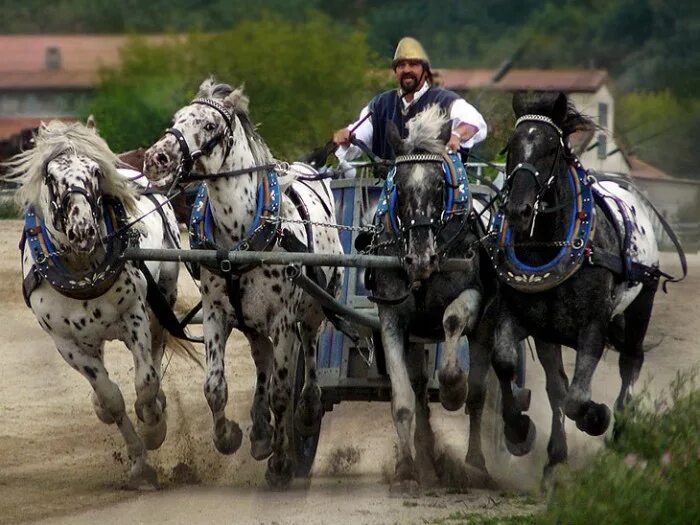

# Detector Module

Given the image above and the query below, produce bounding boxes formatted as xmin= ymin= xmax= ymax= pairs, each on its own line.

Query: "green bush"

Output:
xmin=540 ymin=372 xmax=700 ymax=525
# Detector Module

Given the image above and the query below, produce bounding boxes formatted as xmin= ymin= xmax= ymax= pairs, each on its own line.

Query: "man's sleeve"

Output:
xmin=450 ymin=99 xmax=488 ymax=148
xmin=336 ymin=105 xmax=374 ymax=162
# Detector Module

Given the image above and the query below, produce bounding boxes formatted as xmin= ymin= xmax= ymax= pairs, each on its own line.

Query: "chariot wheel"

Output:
xmin=291 ymin=342 xmax=323 ymax=478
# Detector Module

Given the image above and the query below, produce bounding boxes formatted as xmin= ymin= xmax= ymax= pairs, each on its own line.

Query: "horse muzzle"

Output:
xmin=404 ymin=250 xmax=440 ymax=284
xmin=143 ymin=143 xmax=179 ymax=188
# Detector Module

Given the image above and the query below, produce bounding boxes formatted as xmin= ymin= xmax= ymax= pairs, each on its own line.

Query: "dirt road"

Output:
xmin=0 ymin=220 xmax=696 ymax=524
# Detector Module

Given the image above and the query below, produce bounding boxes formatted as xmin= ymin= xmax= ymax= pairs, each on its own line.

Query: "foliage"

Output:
xmin=85 ymin=14 xmax=388 ymax=158
xmin=539 ymin=371 xmax=700 ymax=525
xmin=616 ymin=91 xmax=700 ymax=178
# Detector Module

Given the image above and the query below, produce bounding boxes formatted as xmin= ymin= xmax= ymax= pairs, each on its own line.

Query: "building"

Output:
xmin=434 ymin=68 xmax=629 ymax=174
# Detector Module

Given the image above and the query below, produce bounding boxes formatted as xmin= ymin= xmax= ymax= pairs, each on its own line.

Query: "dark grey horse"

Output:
xmin=369 ymin=105 xmax=493 ymax=490
xmin=483 ymin=91 xmax=660 ymax=479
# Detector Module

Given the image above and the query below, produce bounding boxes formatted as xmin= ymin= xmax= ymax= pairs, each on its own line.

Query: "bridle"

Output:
xmin=165 ymin=98 xmax=235 ymax=179
xmin=44 ymin=151 xmax=102 ymax=232
xmin=503 ymin=114 xmax=570 ymax=234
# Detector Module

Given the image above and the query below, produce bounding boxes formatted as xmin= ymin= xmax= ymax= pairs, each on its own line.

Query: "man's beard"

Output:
xmin=400 ymin=73 xmax=419 ymax=92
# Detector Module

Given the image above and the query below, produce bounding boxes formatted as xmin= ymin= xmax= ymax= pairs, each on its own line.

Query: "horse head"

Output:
xmin=503 ymin=91 xmax=596 ymax=235
xmin=144 ymin=78 xmax=254 ymax=188
xmin=387 ymin=104 xmax=452 ymax=283
xmin=4 ymin=120 xmax=136 ymax=254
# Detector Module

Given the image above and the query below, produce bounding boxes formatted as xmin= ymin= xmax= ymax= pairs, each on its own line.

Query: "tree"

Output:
xmin=86 ymin=14 xmax=388 ymax=158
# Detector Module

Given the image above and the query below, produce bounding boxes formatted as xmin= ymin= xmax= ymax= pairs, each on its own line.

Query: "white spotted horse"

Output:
xmin=482 ymin=91 xmax=686 ymax=481
xmin=363 ymin=104 xmax=493 ymax=490
xmin=142 ymin=78 xmax=344 ymax=487
xmin=3 ymin=120 xmax=197 ymax=489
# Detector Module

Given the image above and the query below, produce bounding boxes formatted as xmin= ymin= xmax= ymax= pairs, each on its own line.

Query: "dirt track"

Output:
xmin=0 ymin=219 xmax=697 ymax=524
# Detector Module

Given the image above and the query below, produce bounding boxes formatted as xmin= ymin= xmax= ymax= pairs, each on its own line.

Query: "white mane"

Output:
xmin=3 ymin=120 xmax=137 ymax=211
xmin=195 ymin=77 xmax=273 ymax=166
xmin=405 ymin=104 xmax=449 ymax=154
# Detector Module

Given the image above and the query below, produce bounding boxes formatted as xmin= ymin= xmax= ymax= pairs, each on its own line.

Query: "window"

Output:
xmin=598 ymin=102 xmax=608 ymax=128
xmin=45 ymin=46 xmax=61 ymax=70
xmin=597 ymin=133 xmax=607 ymax=159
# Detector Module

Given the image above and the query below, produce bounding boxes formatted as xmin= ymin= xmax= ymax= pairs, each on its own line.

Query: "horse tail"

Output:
xmin=163 ymin=331 xmax=203 ymax=369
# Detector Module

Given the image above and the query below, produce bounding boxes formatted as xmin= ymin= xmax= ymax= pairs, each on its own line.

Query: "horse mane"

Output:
xmin=195 ymin=77 xmax=274 ymax=166
xmin=405 ymin=104 xmax=449 ymax=154
xmin=2 ymin=120 xmax=138 ymax=211
xmin=515 ymin=92 xmax=597 ymax=136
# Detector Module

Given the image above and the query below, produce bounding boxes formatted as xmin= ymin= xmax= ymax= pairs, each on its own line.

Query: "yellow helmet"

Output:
xmin=392 ymin=37 xmax=430 ymax=69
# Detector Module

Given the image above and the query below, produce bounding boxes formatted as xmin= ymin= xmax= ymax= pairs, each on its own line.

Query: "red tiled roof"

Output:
xmin=0 ymin=34 xmax=176 ymax=89
xmin=628 ymin=156 xmax=672 ymax=180
xmin=435 ymin=68 xmax=608 ymax=93
xmin=0 ymin=116 xmax=76 ymax=139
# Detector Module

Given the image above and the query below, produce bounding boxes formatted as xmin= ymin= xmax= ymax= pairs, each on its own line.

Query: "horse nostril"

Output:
xmin=429 ymin=253 xmax=439 ymax=266
xmin=520 ymin=204 xmax=533 ymax=218
xmin=155 ymin=152 xmax=169 ymax=166
xmin=404 ymin=255 xmax=415 ymax=266
xmin=67 ymin=230 xmax=75 ymax=241
xmin=87 ymin=226 xmax=95 ymax=237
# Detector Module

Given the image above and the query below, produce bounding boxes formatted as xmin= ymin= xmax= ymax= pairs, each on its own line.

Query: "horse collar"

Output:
xmin=21 ymin=198 xmax=130 ymax=305
xmin=489 ymin=161 xmax=595 ymax=292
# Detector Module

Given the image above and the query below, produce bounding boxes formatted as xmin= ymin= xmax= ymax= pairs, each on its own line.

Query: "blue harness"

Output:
xmin=189 ymin=169 xmax=281 ymax=262
xmin=21 ymin=198 xmax=129 ymax=306
xmin=374 ymin=152 xmax=472 ymax=236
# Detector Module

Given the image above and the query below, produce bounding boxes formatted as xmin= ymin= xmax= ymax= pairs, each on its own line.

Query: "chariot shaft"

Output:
xmin=124 ymin=248 xmax=474 ymax=271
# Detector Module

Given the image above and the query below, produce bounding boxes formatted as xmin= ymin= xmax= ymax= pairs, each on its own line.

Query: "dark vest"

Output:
xmin=369 ymin=86 xmax=460 ymax=160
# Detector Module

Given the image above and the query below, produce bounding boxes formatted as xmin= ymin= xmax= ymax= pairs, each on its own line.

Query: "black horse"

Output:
xmin=482 ymin=91 xmax=662 ymax=479
xmin=367 ymin=104 xmax=495 ymax=489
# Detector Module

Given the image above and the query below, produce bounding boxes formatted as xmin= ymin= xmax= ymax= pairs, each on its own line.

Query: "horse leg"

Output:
xmin=203 ymin=305 xmax=242 ymax=455
xmin=464 ymin=324 xmax=494 ymax=483
xmin=406 ymin=343 xmax=437 ymax=486
xmin=491 ymin=309 xmax=536 ymax=456
xmin=126 ymin=300 xmax=167 ymax=452
xmin=438 ymin=289 xmax=481 ymax=411
xmin=614 ymin=285 xmax=656 ymax=437
xmin=294 ymin=320 xmax=324 ymax=437
xmin=379 ymin=308 xmax=418 ymax=492
xmin=246 ymin=332 xmax=273 ymax=460
xmin=564 ymin=321 xmax=611 ymax=436
xmin=55 ymin=339 xmax=157 ymax=489
xmin=265 ymin=326 xmax=297 ymax=488
xmin=534 ymin=340 xmax=569 ymax=483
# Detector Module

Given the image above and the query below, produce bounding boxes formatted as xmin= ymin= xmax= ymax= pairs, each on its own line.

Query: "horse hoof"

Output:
xmin=250 ymin=436 xmax=273 ymax=461
xmin=513 ymin=386 xmax=532 ymax=413
xmin=438 ymin=368 xmax=467 ymax=411
xmin=213 ymin=419 xmax=243 ymax=455
xmin=127 ymin=462 xmax=160 ymax=491
xmin=575 ymin=401 xmax=611 ymax=436
xmin=462 ymin=462 xmax=496 ymax=490
xmin=505 ymin=415 xmax=536 ymax=456
xmin=141 ymin=416 xmax=168 ymax=450
xmin=390 ymin=478 xmax=420 ymax=496
xmin=294 ymin=387 xmax=323 ymax=437
xmin=266 ymin=456 xmax=294 ymax=489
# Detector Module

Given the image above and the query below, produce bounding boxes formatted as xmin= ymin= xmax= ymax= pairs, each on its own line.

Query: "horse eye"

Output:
xmin=204 ymin=122 xmax=216 ymax=132
xmin=92 ymin=167 xmax=102 ymax=177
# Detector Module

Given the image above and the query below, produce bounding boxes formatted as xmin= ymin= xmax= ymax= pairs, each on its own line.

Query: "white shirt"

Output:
xmin=336 ymin=82 xmax=488 ymax=162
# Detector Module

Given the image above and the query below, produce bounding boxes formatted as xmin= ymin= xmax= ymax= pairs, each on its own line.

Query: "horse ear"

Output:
xmin=439 ymin=120 xmax=452 ymax=145
xmin=552 ymin=92 xmax=568 ymax=125
xmin=224 ymin=85 xmax=249 ymax=114
xmin=386 ymin=121 xmax=403 ymax=155
xmin=512 ymin=91 xmax=527 ymax=117
xmin=86 ymin=115 xmax=98 ymax=132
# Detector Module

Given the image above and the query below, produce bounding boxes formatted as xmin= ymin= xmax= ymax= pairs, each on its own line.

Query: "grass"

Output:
xmin=0 ymin=199 xmax=21 ymax=219
xmin=539 ymin=370 xmax=700 ymax=525
xmin=431 ymin=512 xmax=536 ymax=524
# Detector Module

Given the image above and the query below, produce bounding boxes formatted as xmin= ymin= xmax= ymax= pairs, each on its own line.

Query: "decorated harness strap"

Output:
xmin=21 ymin=198 xmax=129 ymax=306
xmin=189 ymin=169 xmax=281 ymax=256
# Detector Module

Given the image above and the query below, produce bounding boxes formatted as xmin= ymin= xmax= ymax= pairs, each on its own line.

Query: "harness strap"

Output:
xmin=137 ymin=261 xmax=202 ymax=343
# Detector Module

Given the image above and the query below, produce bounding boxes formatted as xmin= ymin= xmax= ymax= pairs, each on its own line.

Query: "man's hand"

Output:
xmin=333 ymin=127 xmax=352 ymax=147
xmin=446 ymin=123 xmax=478 ymax=152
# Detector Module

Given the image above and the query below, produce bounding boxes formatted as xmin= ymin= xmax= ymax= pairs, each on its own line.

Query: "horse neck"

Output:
xmin=206 ymin=119 xmax=269 ymax=244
